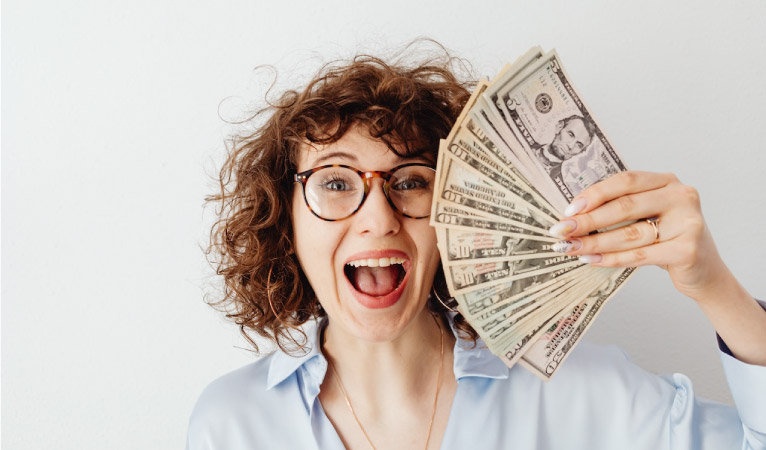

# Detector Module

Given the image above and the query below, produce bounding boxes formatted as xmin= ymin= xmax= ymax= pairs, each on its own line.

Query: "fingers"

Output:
xmin=568 ymin=240 xmax=688 ymax=269
xmin=565 ymin=171 xmax=678 ymax=217
xmin=551 ymin=188 xmax=673 ymax=237
xmin=545 ymin=170 xmax=714 ymax=280
xmin=552 ymin=220 xmax=655 ymax=254
xmin=554 ymin=208 xmax=693 ymax=255
xmin=550 ymin=171 xmax=701 ymax=238
xmin=553 ymin=210 xmax=709 ymax=269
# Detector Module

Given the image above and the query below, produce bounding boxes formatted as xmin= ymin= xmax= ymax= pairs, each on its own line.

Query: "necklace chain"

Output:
xmin=328 ymin=314 xmax=445 ymax=450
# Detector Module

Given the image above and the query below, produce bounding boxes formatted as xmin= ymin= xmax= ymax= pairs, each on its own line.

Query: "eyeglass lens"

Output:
xmin=303 ymin=166 xmax=435 ymax=220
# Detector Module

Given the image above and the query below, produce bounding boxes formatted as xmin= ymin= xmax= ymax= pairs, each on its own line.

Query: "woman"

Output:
xmin=187 ymin=46 xmax=766 ymax=449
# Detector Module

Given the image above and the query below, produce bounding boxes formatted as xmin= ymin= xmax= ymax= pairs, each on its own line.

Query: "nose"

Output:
xmin=351 ymin=178 xmax=401 ymax=236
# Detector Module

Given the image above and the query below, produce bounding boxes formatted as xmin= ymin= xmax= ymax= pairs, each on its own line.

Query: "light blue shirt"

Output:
xmin=186 ymin=309 xmax=766 ymax=449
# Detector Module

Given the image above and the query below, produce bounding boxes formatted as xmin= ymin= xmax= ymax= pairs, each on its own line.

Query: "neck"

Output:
xmin=321 ymin=309 xmax=454 ymax=405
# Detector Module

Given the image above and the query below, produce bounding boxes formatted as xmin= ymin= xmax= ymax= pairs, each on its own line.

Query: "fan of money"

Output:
xmin=430 ymin=47 xmax=636 ymax=380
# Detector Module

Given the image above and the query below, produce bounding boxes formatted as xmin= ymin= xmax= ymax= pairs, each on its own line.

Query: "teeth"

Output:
xmin=347 ymin=257 xmax=406 ymax=268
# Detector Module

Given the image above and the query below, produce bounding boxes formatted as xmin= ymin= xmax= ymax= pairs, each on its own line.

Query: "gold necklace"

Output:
xmin=327 ymin=314 xmax=445 ymax=450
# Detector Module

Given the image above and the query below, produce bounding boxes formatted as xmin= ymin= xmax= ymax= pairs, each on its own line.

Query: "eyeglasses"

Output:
xmin=293 ymin=163 xmax=436 ymax=221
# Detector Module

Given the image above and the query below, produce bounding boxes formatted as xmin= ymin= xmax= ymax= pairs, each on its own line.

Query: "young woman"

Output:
xmin=186 ymin=47 xmax=766 ymax=449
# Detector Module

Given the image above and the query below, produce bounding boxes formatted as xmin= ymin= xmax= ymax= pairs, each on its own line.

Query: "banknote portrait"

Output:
xmin=531 ymin=115 xmax=596 ymax=179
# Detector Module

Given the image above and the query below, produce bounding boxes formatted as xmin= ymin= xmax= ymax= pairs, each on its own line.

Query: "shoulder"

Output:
xmin=186 ymin=318 xmax=327 ymax=449
xmin=497 ymin=341 xmax=678 ymax=421
xmin=531 ymin=341 xmax=675 ymax=398
xmin=448 ymin=342 xmax=686 ymax=448
xmin=186 ymin=353 xmax=306 ymax=449
xmin=188 ymin=355 xmax=271 ymax=421
xmin=499 ymin=343 xmax=681 ymax=447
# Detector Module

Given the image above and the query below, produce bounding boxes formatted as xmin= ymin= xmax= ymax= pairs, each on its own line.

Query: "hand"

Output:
xmin=549 ymin=170 xmax=766 ymax=365
xmin=549 ymin=171 xmax=726 ymax=302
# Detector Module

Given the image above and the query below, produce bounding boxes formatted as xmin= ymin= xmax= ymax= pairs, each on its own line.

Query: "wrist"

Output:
xmin=691 ymin=271 xmax=766 ymax=366
xmin=689 ymin=263 xmax=753 ymax=311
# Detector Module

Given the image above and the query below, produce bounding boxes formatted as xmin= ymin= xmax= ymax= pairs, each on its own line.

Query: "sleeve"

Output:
xmin=715 ymin=299 xmax=766 ymax=448
xmin=588 ymin=296 xmax=766 ymax=450
xmin=662 ymin=298 xmax=766 ymax=450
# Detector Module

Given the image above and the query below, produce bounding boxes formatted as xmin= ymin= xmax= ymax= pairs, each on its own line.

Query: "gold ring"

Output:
xmin=646 ymin=217 xmax=660 ymax=244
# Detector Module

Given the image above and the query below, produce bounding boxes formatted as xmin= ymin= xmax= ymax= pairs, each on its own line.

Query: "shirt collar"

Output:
xmin=447 ymin=313 xmax=510 ymax=380
xmin=266 ymin=313 xmax=509 ymax=390
xmin=266 ymin=319 xmax=326 ymax=390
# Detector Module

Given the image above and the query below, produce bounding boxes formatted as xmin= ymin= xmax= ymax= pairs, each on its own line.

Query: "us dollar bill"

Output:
xmin=445 ymin=254 xmax=580 ymax=295
xmin=436 ymin=155 xmax=550 ymax=235
xmin=432 ymin=78 xmax=490 ymax=222
xmin=431 ymin=47 xmax=640 ymax=380
xmin=471 ymin=279 xmax=580 ymax=353
xmin=473 ymin=48 xmax=547 ymax=182
xmin=496 ymin=50 xmax=629 ymax=211
xmin=438 ymin=227 xmax=558 ymax=265
xmin=445 ymin=76 xmax=559 ymax=218
xmin=482 ymin=46 xmax=543 ymax=134
xmin=463 ymin=112 xmax=560 ymax=215
xmin=484 ymin=48 xmax=542 ymax=113
xmin=455 ymin=264 xmax=588 ymax=320
xmin=469 ymin=276 xmax=581 ymax=336
xmin=484 ymin=276 xmax=596 ymax=355
xmin=432 ymin=83 xmax=553 ymax=234
xmin=518 ymin=267 xmax=637 ymax=380
xmin=489 ymin=268 xmax=612 ymax=356
xmin=440 ymin=148 xmax=555 ymax=229
xmin=492 ymin=276 xmax=602 ymax=368
xmin=446 ymin=129 xmax=558 ymax=225
xmin=432 ymin=202 xmax=557 ymax=238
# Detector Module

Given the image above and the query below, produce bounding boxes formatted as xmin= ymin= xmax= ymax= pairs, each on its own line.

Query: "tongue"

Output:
xmin=353 ymin=266 xmax=399 ymax=296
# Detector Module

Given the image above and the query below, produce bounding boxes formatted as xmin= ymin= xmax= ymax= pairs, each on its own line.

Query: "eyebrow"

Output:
xmin=312 ymin=151 xmax=360 ymax=166
xmin=311 ymin=150 xmax=433 ymax=167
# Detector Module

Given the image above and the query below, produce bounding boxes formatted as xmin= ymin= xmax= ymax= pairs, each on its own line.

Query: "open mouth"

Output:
xmin=344 ymin=257 xmax=408 ymax=297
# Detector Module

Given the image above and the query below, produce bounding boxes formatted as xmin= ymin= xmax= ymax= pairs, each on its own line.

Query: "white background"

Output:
xmin=3 ymin=0 xmax=766 ymax=448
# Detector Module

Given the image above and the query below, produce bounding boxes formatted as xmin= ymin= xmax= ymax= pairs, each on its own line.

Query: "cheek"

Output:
xmin=291 ymin=191 xmax=340 ymax=290
xmin=291 ymin=192 xmax=319 ymax=277
xmin=413 ymin=224 xmax=440 ymax=269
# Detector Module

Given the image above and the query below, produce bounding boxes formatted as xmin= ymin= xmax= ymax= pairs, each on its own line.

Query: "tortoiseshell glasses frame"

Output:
xmin=292 ymin=163 xmax=436 ymax=221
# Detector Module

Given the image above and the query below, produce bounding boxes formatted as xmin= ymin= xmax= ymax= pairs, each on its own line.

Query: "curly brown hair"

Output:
xmin=206 ymin=42 xmax=480 ymax=355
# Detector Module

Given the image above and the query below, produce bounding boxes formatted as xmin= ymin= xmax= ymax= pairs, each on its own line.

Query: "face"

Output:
xmin=291 ymin=126 xmax=441 ymax=342
xmin=550 ymin=118 xmax=592 ymax=160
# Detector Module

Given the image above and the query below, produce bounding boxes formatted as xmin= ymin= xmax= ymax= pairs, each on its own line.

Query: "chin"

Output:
xmin=550 ymin=144 xmax=566 ymax=160
xmin=334 ymin=276 xmax=427 ymax=343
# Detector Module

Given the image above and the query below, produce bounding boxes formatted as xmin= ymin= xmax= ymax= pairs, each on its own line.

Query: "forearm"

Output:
xmin=693 ymin=267 xmax=766 ymax=366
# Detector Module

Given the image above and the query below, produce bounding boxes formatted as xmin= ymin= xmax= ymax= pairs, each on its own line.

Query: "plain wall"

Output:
xmin=3 ymin=0 xmax=765 ymax=448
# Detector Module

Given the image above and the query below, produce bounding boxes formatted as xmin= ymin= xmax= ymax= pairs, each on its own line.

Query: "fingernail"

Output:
xmin=552 ymin=239 xmax=582 ymax=253
xmin=578 ymin=254 xmax=602 ymax=264
xmin=564 ymin=198 xmax=587 ymax=217
xmin=549 ymin=220 xmax=577 ymax=238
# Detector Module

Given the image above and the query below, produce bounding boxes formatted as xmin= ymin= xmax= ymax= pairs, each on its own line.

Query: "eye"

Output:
xmin=568 ymin=131 xmax=575 ymax=138
xmin=392 ymin=176 xmax=428 ymax=191
xmin=318 ymin=173 xmax=357 ymax=192
xmin=325 ymin=180 xmax=349 ymax=191
xmin=576 ymin=142 xmax=584 ymax=150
